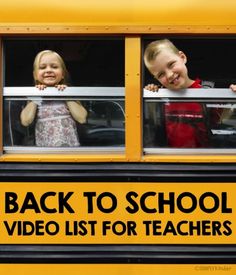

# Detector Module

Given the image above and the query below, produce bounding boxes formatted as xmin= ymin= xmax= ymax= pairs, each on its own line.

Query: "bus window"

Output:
xmin=3 ymin=38 xmax=125 ymax=153
xmin=3 ymin=88 xmax=125 ymax=152
xmin=143 ymin=37 xmax=236 ymax=152
xmin=143 ymin=88 xmax=236 ymax=151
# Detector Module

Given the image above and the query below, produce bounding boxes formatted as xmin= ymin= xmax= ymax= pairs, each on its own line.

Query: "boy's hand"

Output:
xmin=230 ymin=84 xmax=236 ymax=92
xmin=144 ymin=84 xmax=159 ymax=92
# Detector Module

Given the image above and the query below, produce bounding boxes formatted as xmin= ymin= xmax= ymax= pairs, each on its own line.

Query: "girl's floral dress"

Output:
xmin=35 ymin=101 xmax=80 ymax=147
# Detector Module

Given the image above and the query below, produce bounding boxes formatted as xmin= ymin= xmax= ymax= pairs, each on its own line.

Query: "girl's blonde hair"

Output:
xmin=144 ymin=39 xmax=179 ymax=72
xmin=33 ymin=50 xmax=69 ymax=85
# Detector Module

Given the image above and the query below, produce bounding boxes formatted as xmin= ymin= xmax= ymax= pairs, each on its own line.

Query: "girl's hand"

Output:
xmin=144 ymin=83 xmax=159 ymax=92
xmin=35 ymin=84 xmax=47 ymax=90
xmin=55 ymin=84 xmax=67 ymax=91
xmin=230 ymin=84 xmax=236 ymax=92
xmin=35 ymin=84 xmax=67 ymax=91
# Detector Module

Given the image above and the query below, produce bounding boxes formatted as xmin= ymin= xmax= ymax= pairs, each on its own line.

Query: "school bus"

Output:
xmin=0 ymin=0 xmax=236 ymax=274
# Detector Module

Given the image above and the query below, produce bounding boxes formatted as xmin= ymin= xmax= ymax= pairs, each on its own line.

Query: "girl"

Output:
xmin=20 ymin=50 xmax=87 ymax=147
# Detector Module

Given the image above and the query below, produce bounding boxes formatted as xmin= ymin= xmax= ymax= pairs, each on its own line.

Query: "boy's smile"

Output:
xmin=150 ymin=48 xmax=193 ymax=90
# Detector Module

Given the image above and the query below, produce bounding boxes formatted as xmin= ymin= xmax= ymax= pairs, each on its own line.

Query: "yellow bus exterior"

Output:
xmin=0 ymin=0 xmax=236 ymax=31
xmin=0 ymin=0 xmax=236 ymax=273
xmin=0 ymin=1 xmax=236 ymax=162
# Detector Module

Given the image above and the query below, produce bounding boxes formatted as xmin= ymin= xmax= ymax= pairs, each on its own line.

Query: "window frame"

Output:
xmin=0 ymin=35 xmax=139 ymax=162
xmin=2 ymin=34 xmax=236 ymax=162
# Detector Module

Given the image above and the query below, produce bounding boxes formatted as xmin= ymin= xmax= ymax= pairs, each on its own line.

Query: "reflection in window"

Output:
xmin=144 ymin=99 xmax=236 ymax=149
xmin=207 ymin=103 xmax=236 ymax=148
xmin=80 ymin=101 xmax=125 ymax=146
xmin=4 ymin=99 xmax=125 ymax=149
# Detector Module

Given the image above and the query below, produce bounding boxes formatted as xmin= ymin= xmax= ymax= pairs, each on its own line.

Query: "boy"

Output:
xmin=143 ymin=39 xmax=235 ymax=147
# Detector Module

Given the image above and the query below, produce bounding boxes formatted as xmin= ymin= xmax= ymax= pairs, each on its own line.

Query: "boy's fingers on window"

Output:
xmin=145 ymin=84 xmax=159 ymax=92
xmin=230 ymin=84 xmax=236 ymax=92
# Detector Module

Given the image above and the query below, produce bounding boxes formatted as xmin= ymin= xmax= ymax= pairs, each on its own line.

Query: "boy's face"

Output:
xmin=150 ymin=48 xmax=191 ymax=90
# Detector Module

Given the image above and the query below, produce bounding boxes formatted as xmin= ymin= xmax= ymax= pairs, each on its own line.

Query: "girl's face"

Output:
xmin=35 ymin=53 xmax=64 ymax=86
xmin=150 ymin=48 xmax=192 ymax=90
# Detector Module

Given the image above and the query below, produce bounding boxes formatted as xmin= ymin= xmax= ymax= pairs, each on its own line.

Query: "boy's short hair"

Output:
xmin=144 ymin=39 xmax=179 ymax=72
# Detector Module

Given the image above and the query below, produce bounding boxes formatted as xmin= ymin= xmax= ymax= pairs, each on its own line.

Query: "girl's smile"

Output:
xmin=35 ymin=53 xmax=64 ymax=86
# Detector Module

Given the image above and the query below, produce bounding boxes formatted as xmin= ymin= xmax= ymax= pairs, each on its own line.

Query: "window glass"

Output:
xmin=4 ymin=96 xmax=125 ymax=150
xmin=144 ymin=91 xmax=236 ymax=149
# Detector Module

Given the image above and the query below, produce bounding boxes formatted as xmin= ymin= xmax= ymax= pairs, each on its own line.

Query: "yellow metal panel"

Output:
xmin=0 ymin=0 xmax=236 ymax=26
xmin=2 ymin=154 xmax=236 ymax=163
xmin=0 ymin=38 xmax=2 ymax=153
xmin=0 ymin=264 xmax=235 ymax=275
xmin=125 ymin=37 xmax=142 ymax=161
xmin=4 ymin=154 xmax=236 ymax=164
xmin=0 ymin=25 xmax=236 ymax=34
xmin=143 ymin=155 xmax=236 ymax=163
xmin=0 ymin=182 xmax=235 ymax=244
xmin=0 ymin=154 xmax=127 ymax=162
